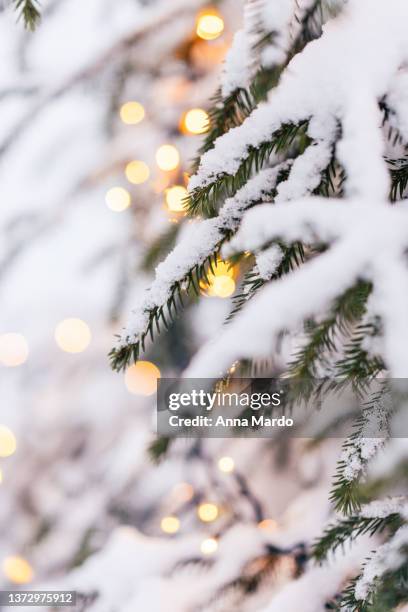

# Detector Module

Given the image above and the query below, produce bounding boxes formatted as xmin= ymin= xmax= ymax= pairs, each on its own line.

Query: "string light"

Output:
xmin=200 ymin=537 xmax=218 ymax=555
xmin=2 ymin=556 xmax=34 ymax=584
xmin=160 ymin=516 xmax=180 ymax=534
xmin=54 ymin=319 xmax=91 ymax=354
xmin=197 ymin=502 xmax=219 ymax=523
xmin=120 ymin=101 xmax=145 ymax=125
xmin=200 ymin=259 xmax=237 ymax=298
xmin=0 ymin=333 xmax=29 ymax=367
xmin=258 ymin=519 xmax=278 ymax=532
xmin=0 ymin=426 xmax=17 ymax=458
xmin=218 ymin=456 xmax=235 ymax=473
xmin=124 ymin=361 xmax=161 ymax=396
xmin=125 ymin=160 xmax=150 ymax=185
xmin=196 ymin=9 xmax=224 ymax=41
xmin=105 ymin=187 xmax=131 ymax=212
xmin=181 ymin=108 xmax=209 ymax=135
xmin=156 ymin=145 xmax=180 ymax=171
xmin=165 ymin=185 xmax=188 ymax=212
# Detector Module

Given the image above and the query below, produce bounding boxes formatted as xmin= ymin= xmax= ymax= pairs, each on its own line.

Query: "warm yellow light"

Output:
xmin=165 ymin=185 xmax=188 ymax=212
xmin=197 ymin=502 xmax=219 ymax=523
xmin=0 ymin=468 xmax=3 ymax=484
xmin=218 ymin=456 xmax=235 ymax=473
xmin=0 ymin=334 xmax=29 ymax=367
xmin=0 ymin=426 xmax=17 ymax=458
xmin=160 ymin=516 xmax=180 ymax=534
xmin=55 ymin=319 xmax=91 ymax=354
xmin=105 ymin=187 xmax=131 ymax=212
xmin=258 ymin=519 xmax=278 ymax=532
xmin=124 ymin=361 xmax=161 ymax=396
xmin=182 ymin=108 xmax=209 ymax=135
xmin=200 ymin=537 xmax=218 ymax=555
xmin=125 ymin=160 xmax=150 ymax=185
xmin=2 ymin=556 xmax=34 ymax=584
xmin=196 ymin=11 xmax=224 ymax=41
xmin=171 ymin=482 xmax=194 ymax=503
xmin=120 ymin=101 xmax=145 ymax=125
xmin=156 ymin=145 xmax=180 ymax=171
xmin=211 ymin=276 xmax=236 ymax=298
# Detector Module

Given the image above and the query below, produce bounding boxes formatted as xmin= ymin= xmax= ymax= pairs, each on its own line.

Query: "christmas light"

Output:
xmin=165 ymin=185 xmax=188 ymax=212
xmin=156 ymin=145 xmax=180 ymax=171
xmin=120 ymin=101 xmax=145 ymax=125
xmin=2 ymin=556 xmax=34 ymax=584
xmin=125 ymin=160 xmax=150 ymax=185
xmin=0 ymin=426 xmax=17 ymax=458
xmin=124 ymin=361 xmax=161 ymax=396
xmin=181 ymin=108 xmax=209 ymax=135
xmin=197 ymin=502 xmax=219 ymax=522
xmin=196 ymin=9 xmax=224 ymax=41
xmin=160 ymin=516 xmax=180 ymax=534
xmin=200 ymin=537 xmax=218 ymax=555
xmin=211 ymin=276 xmax=235 ymax=298
xmin=258 ymin=519 xmax=278 ymax=532
xmin=55 ymin=319 xmax=91 ymax=354
xmin=218 ymin=456 xmax=235 ymax=473
xmin=105 ymin=187 xmax=131 ymax=212
xmin=0 ymin=333 xmax=29 ymax=367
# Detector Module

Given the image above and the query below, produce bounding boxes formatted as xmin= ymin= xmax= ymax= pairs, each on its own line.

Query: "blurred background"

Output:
xmin=0 ymin=1 xmax=341 ymax=608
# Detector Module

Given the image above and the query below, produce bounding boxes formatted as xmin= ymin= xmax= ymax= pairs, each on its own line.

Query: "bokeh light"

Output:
xmin=258 ymin=519 xmax=278 ymax=532
xmin=55 ymin=319 xmax=91 ymax=354
xmin=196 ymin=10 xmax=224 ymax=40
xmin=0 ymin=426 xmax=17 ymax=458
xmin=200 ymin=537 xmax=218 ymax=555
xmin=182 ymin=108 xmax=209 ymax=135
xmin=0 ymin=333 xmax=29 ymax=367
xmin=160 ymin=516 xmax=180 ymax=534
xmin=197 ymin=502 xmax=219 ymax=522
xmin=218 ymin=456 xmax=235 ymax=473
xmin=119 ymin=101 xmax=145 ymax=125
xmin=200 ymin=259 xmax=237 ymax=298
xmin=165 ymin=185 xmax=188 ymax=212
xmin=105 ymin=187 xmax=131 ymax=212
xmin=124 ymin=361 xmax=161 ymax=396
xmin=125 ymin=160 xmax=150 ymax=185
xmin=2 ymin=556 xmax=34 ymax=584
xmin=156 ymin=145 xmax=180 ymax=171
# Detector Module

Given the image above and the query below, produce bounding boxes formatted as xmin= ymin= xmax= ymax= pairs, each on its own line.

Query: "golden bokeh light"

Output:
xmin=2 ymin=556 xmax=34 ymax=584
xmin=55 ymin=318 xmax=91 ymax=354
xmin=197 ymin=502 xmax=219 ymax=523
xmin=160 ymin=516 xmax=180 ymax=534
xmin=125 ymin=160 xmax=150 ymax=185
xmin=200 ymin=259 xmax=237 ymax=298
xmin=0 ymin=426 xmax=17 ymax=458
xmin=156 ymin=145 xmax=180 ymax=171
xmin=124 ymin=361 xmax=161 ymax=396
xmin=258 ymin=519 xmax=278 ymax=532
xmin=200 ymin=537 xmax=218 ymax=555
xmin=105 ymin=187 xmax=131 ymax=212
xmin=120 ymin=101 xmax=145 ymax=125
xmin=0 ymin=333 xmax=29 ymax=367
xmin=211 ymin=276 xmax=236 ymax=298
xmin=165 ymin=185 xmax=188 ymax=212
xmin=218 ymin=456 xmax=235 ymax=473
xmin=181 ymin=108 xmax=209 ymax=135
xmin=196 ymin=10 xmax=225 ymax=41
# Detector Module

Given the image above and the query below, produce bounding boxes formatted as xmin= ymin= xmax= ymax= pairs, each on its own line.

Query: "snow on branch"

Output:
xmin=185 ymin=199 xmax=408 ymax=378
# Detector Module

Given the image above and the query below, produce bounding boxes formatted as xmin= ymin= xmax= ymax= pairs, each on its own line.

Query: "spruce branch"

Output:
xmin=13 ymin=0 xmax=41 ymax=30
xmin=313 ymin=513 xmax=401 ymax=563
